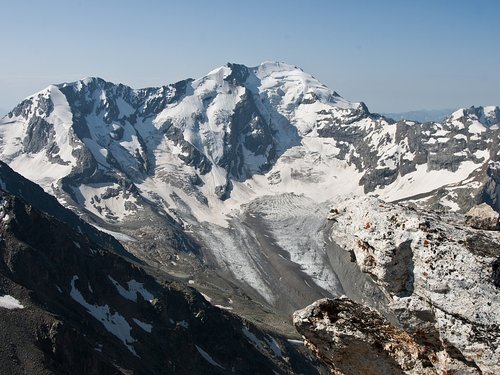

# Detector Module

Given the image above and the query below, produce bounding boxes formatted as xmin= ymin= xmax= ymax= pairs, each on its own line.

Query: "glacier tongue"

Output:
xmin=193 ymin=193 xmax=345 ymax=311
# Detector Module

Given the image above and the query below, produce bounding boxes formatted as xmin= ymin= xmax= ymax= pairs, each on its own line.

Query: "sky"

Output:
xmin=0 ymin=0 xmax=499 ymax=114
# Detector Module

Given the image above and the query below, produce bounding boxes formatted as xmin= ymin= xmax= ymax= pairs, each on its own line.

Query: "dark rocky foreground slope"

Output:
xmin=0 ymin=161 xmax=129 ymax=258
xmin=0 ymin=161 xmax=325 ymax=374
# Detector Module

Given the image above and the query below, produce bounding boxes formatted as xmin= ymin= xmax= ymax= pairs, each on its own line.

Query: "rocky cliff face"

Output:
xmin=0 ymin=161 xmax=325 ymax=374
xmin=318 ymin=196 xmax=500 ymax=374
xmin=294 ymin=298 xmax=449 ymax=375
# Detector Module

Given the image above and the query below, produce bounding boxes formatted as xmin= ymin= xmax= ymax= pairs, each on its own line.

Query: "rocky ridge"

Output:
xmin=324 ymin=196 xmax=500 ymax=374
xmin=294 ymin=298 xmax=442 ymax=375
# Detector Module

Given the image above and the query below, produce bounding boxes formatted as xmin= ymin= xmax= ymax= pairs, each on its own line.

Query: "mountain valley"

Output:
xmin=0 ymin=62 xmax=499 ymax=374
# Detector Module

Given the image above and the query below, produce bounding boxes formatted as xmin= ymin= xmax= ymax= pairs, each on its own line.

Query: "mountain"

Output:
xmin=2 ymin=63 xmax=498 ymax=219
xmin=0 ymin=61 xmax=499 ymax=329
xmin=381 ymin=108 xmax=456 ymax=123
xmin=0 ymin=160 xmax=325 ymax=374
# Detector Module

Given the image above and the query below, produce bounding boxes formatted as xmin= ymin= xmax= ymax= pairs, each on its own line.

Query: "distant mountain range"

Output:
xmin=381 ymin=108 xmax=456 ymax=122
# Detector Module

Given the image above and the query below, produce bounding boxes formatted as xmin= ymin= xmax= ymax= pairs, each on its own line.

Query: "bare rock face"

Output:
xmin=293 ymin=297 xmax=439 ymax=375
xmin=465 ymin=203 xmax=499 ymax=230
xmin=326 ymin=197 xmax=500 ymax=374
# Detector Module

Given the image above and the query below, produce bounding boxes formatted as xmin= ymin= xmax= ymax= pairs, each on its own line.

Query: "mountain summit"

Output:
xmin=1 ymin=61 xmax=368 ymax=204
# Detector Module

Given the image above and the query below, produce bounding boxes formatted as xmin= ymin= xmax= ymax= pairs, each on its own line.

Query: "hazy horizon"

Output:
xmin=1 ymin=0 xmax=499 ymax=114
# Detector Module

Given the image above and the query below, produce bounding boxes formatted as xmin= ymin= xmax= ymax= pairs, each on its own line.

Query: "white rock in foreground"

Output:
xmin=465 ymin=203 xmax=499 ymax=230
xmin=328 ymin=197 xmax=500 ymax=374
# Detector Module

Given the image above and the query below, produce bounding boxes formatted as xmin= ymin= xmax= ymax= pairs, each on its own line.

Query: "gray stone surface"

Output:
xmin=293 ymin=297 xmax=450 ymax=375
xmin=328 ymin=196 xmax=500 ymax=374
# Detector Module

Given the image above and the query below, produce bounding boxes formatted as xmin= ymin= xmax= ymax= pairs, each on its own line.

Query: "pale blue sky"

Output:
xmin=1 ymin=0 xmax=499 ymax=114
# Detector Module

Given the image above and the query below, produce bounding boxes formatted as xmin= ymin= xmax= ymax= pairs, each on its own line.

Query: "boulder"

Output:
xmin=465 ymin=203 xmax=499 ymax=230
xmin=293 ymin=297 xmax=441 ymax=375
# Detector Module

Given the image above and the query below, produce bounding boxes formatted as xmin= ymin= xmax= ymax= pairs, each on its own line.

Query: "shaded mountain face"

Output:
xmin=0 ymin=161 xmax=325 ymax=374
xmin=0 ymin=161 xmax=131 ymax=258
xmin=1 ymin=61 xmax=500 ymax=315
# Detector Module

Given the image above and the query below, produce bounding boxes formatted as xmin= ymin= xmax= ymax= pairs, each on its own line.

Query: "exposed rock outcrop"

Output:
xmin=293 ymin=297 xmax=448 ymax=375
xmin=324 ymin=197 xmax=500 ymax=374
xmin=465 ymin=203 xmax=499 ymax=230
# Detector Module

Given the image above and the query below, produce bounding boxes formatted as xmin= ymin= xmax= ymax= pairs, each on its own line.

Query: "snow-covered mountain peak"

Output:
xmin=53 ymin=76 xmax=120 ymax=95
xmin=252 ymin=61 xmax=302 ymax=75
xmin=1 ymin=63 xmax=499 ymax=231
xmin=250 ymin=61 xmax=356 ymax=108
xmin=203 ymin=65 xmax=233 ymax=81
xmin=64 ymin=76 xmax=106 ymax=89
xmin=195 ymin=61 xmax=360 ymax=113
xmin=447 ymin=105 xmax=500 ymax=128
